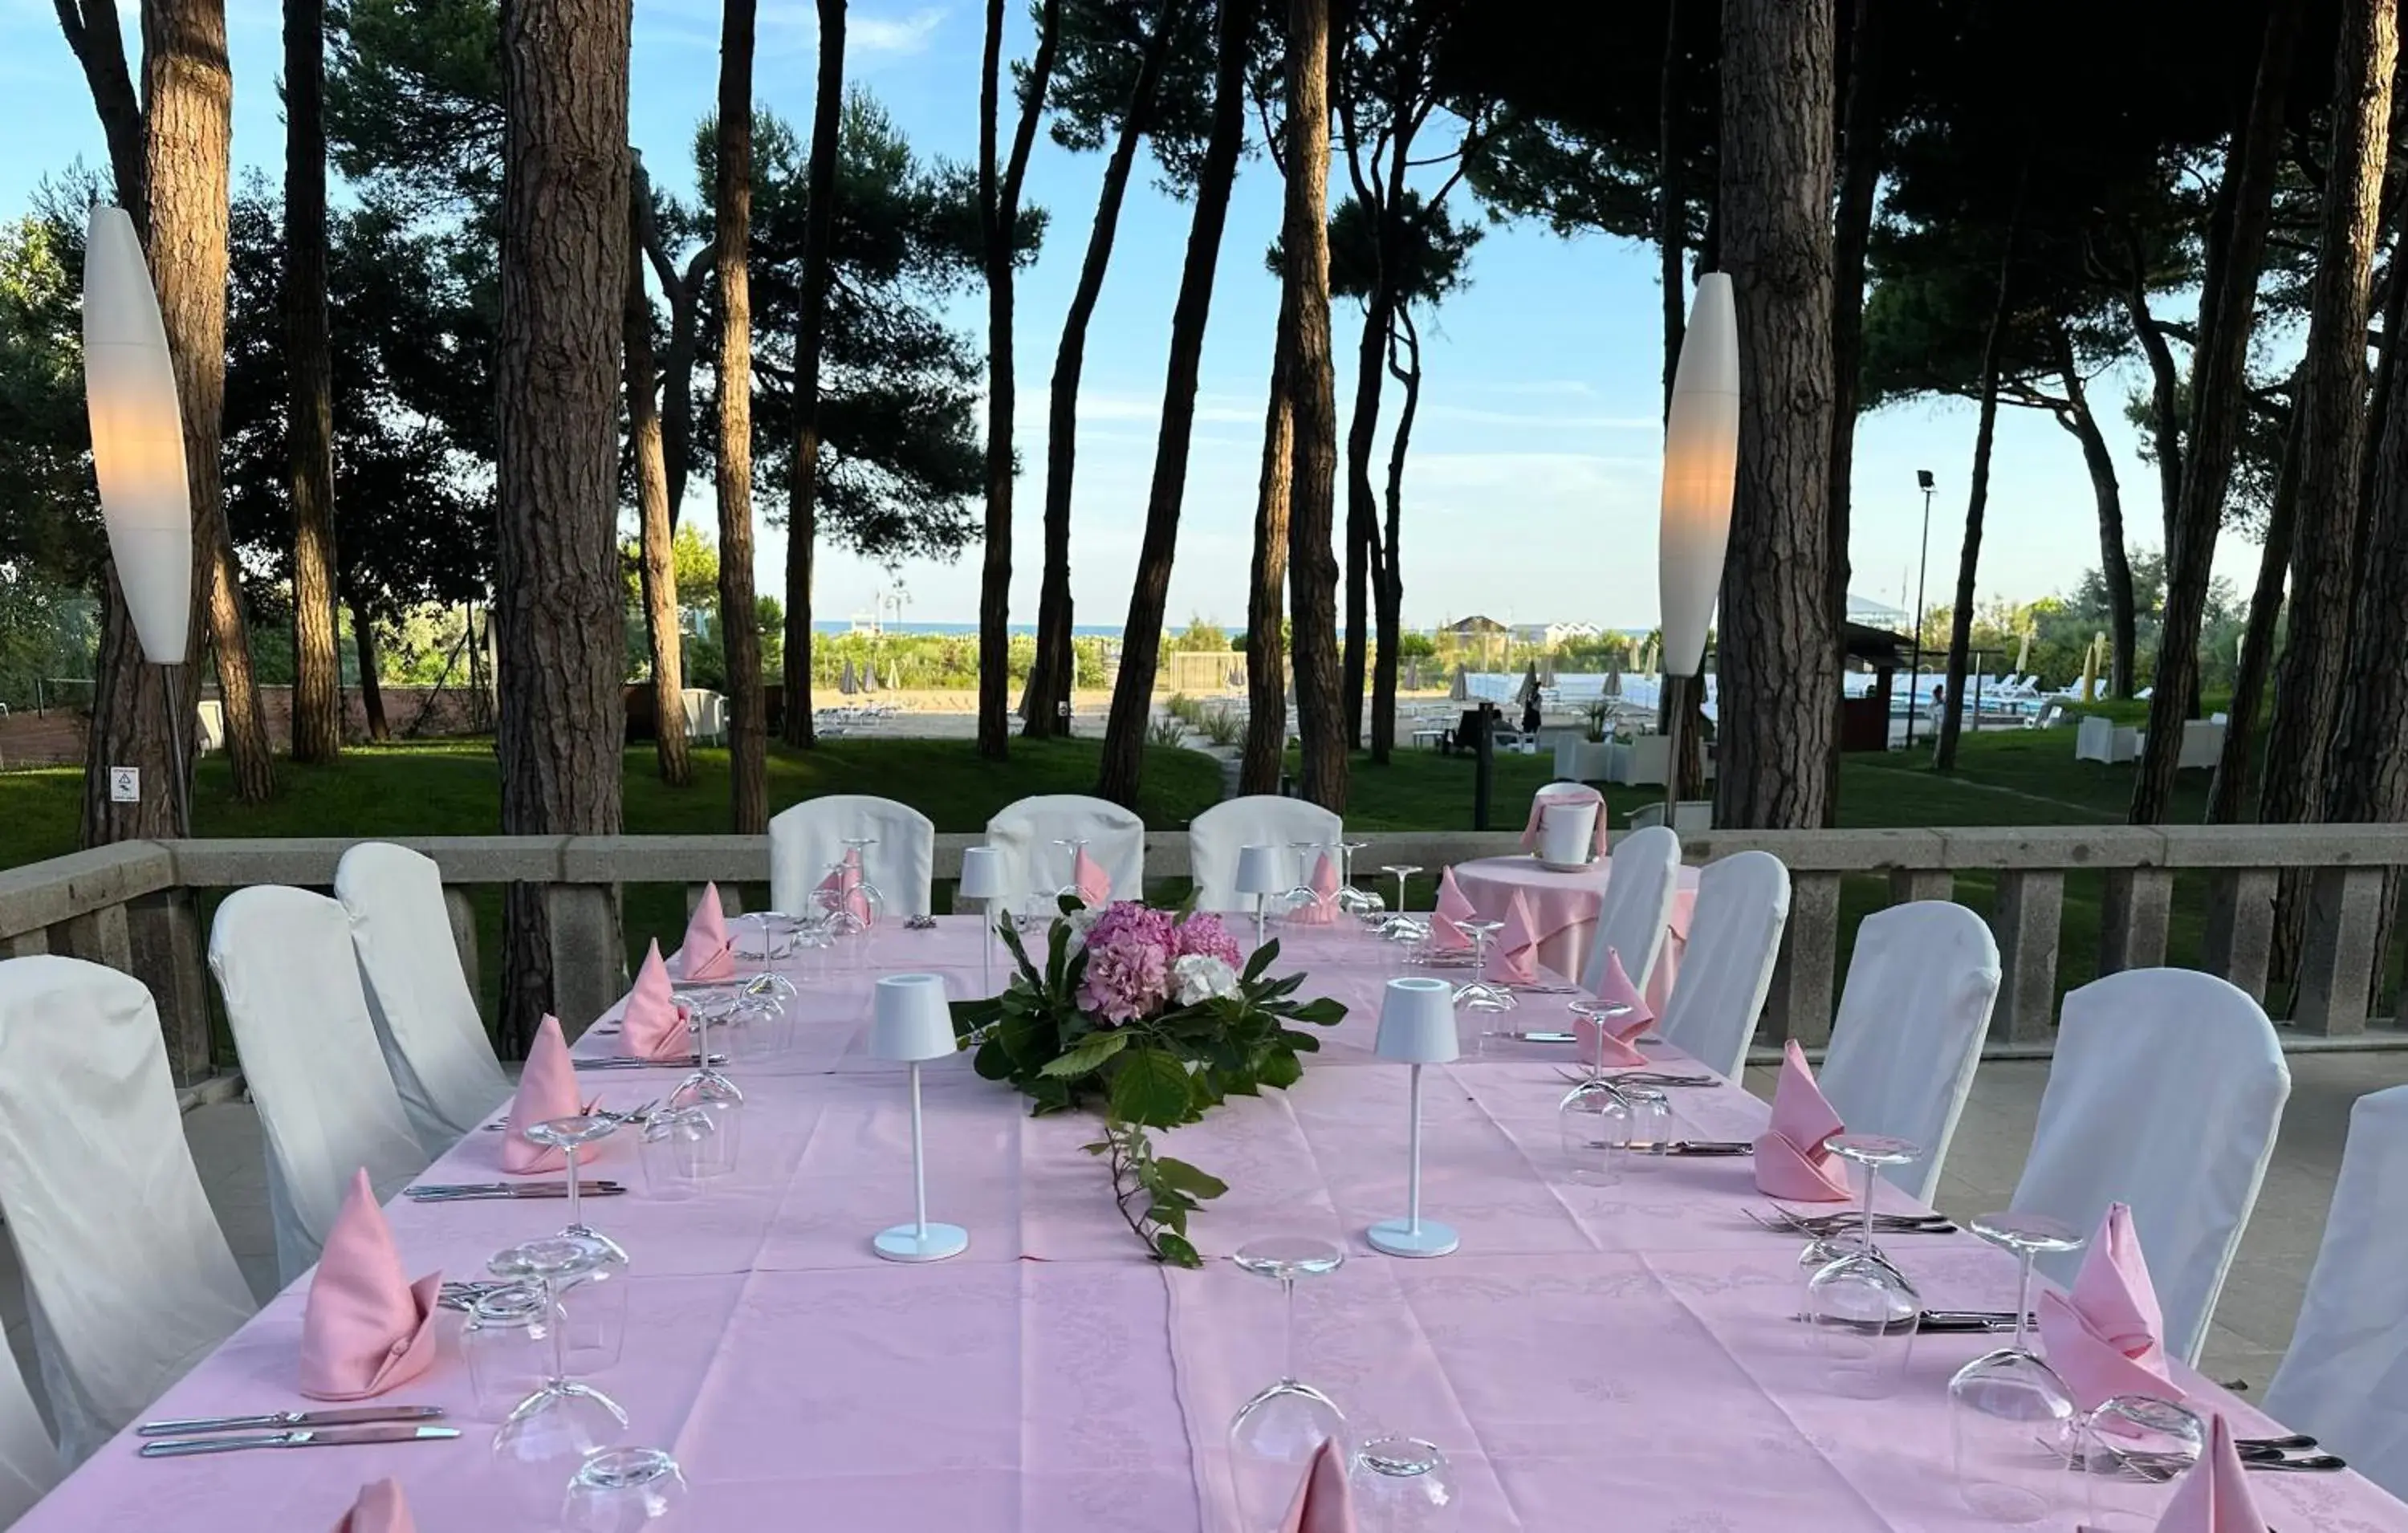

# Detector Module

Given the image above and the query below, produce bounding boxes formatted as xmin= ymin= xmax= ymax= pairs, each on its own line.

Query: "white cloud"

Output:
xmin=852 ymin=5 xmax=945 ymax=55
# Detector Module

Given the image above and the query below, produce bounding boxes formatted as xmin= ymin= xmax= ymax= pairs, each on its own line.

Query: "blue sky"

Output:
xmin=1 ymin=0 xmax=2268 ymax=638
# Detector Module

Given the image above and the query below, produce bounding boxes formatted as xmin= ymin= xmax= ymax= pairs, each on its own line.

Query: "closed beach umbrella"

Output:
xmin=1449 ymin=664 xmax=1468 ymax=701
xmin=840 ymin=657 xmax=859 ymax=694
xmin=1605 ymin=665 xmax=1622 ymax=698
xmin=889 ymin=661 xmax=902 ymax=690
xmin=2080 ymin=633 xmax=2100 ymax=702
xmin=2015 ymin=627 xmax=2033 ymax=677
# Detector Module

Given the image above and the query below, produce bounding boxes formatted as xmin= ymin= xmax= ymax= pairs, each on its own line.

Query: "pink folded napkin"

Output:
xmin=1431 ymin=867 xmax=1477 ymax=951
xmin=1279 ymin=1437 xmax=1357 ymax=1533
xmin=673 ymin=883 xmax=738 ymax=982
xmin=500 ymin=1015 xmax=590 ymax=1174
xmin=1751 ymin=1040 xmax=1851 ymax=1202
xmin=1522 ymin=784 xmax=1608 ymax=857
xmin=2152 ymin=1414 xmax=2268 ymax=1533
xmin=1572 ymin=947 xmax=1653 ymax=1067
xmin=1483 ymin=890 xmax=1541 ymax=985
xmin=299 ymin=1169 xmax=441 ymax=1401
xmin=2037 ymin=1202 xmax=2181 ymax=1413
xmin=814 ymin=851 xmax=872 ymax=924
xmin=334 ymin=1479 xmax=416 ymax=1533
xmin=1286 ymin=852 xmax=1343 ymax=925
xmin=618 ymin=940 xmax=693 ymax=1062
xmin=1073 ymin=848 xmax=1112 ymax=907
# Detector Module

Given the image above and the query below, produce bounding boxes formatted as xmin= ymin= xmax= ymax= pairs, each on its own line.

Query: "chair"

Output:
xmin=1187 ymin=796 xmax=1342 ymax=913
xmin=1654 ymin=851 xmax=1791 ymax=1080
xmin=209 ymin=886 xmax=429 ymax=1285
xmin=1580 ymin=825 xmax=1681 ymax=995
xmin=0 ymin=1349 xmax=52 ymax=1528
xmin=768 ymin=795 xmax=938 ymax=918
xmin=0 ymin=958 xmax=256 ymax=1466
xmin=2260 ymin=1084 xmax=2408 ymax=1496
xmin=984 ymin=795 xmax=1145 ymax=906
xmin=335 ymin=842 xmax=514 ymax=1157
xmin=2008 ymin=969 xmax=2289 ymax=1363
xmin=1816 ymin=902 xmax=2001 ymax=1201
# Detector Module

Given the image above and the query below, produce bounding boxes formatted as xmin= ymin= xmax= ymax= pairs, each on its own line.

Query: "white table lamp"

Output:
xmin=1367 ymin=976 xmax=1460 ymax=1259
xmin=869 ymin=972 xmax=968 ymax=1263
xmin=958 ymin=845 xmax=1007 ymax=994
xmin=1655 ymin=271 xmax=1739 ymax=824
xmin=1235 ymin=844 xmax=1288 ymax=949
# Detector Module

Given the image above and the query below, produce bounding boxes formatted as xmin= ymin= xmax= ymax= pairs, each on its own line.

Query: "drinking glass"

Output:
xmin=1554 ymin=1079 xmax=1666 ymax=1185
xmin=1349 ymin=1436 xmax=1455 ymax=1531
xmin=486 ymin=1238 xmax=627 ymax=1514
xmin=524 ymin=1116 xmax=626 ymax=1267
xmin=2072 ymin=1395 xmax=2207 ymax=1529
xmin=463 ymin=1284 xmax=552 ymax=1419
xmin=560 ymin=1446 xmax=690 ymax=1533
xmin=1227 ymin=1237 xmax=1348 ymax=1529
xmin=1803 ymin=1134 xmax=1924 ymax=1399
xmin=1051 ymin=837 xmax=1093 ymax=905
xmin=840 ymin=836 xmax=887 ymax=932
xmin=715 ymin=991 xmax=791 ymax=1063
xmin=1567 ymin=998 xmax=1635 ymax=1083
xmin=730 ymin=911 xmax=794 ymax=965
xmin=665 ymin=1072 xmax=742 ymax=1181
xmin=1950 ymin=1211 xmax=2087 ymax=1523
xmin=638 ymin=1105 xmax=729 ymax=1200
xmin=1451 ymin=921 xmax=1512 ymax=1011
xmin=1336 ymin=841 xmax=1385 ymax=919
xmin=1375 ymin=865 xmax=1428 ymax=945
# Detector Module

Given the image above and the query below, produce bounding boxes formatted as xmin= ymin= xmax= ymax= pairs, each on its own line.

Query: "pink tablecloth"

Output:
xmin=1450 ymin=853 xmax=1700 ymax=1011
xmin=22 ymin=920 xmax=2404 ymax=1531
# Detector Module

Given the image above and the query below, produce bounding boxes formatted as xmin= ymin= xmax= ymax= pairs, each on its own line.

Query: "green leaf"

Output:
xmin=1243 ymin=938 xmax=1280 ymax=982
xmin=1040 ymin=1028 xmax=1131 ymax=1078
xmin=1146 ymin=1200 xmax=1191 ymax=1236
xmin=1277 ymin=1027 xmax=1324 ymax=1054
xmin=1287 ymin=997 xmax=1348 ymax=1027
xmin=972 ymin=1039 xmax=1015 ymax=1080
xmin=1257 ymin=1047 xmax=1303 ymax=1092
xmin=1153 ymin=1232 xmax=1202 ymax=1268
xmin=1108 ymin=1048 xmax=1195 ymax=1128
xmin=995 ymin=1009 xmax=1046 ymax=1067
xmin=1152 ymin=1157 xmax=1230 ymax=1201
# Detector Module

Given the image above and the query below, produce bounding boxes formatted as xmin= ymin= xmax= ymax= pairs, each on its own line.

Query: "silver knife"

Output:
xmin=140 ymin=1405 xmax=445 ymax=1437
xmin=402 ymin=1180 xmax=623 ymax=1196
xmin=575 ymin=1053 xmax=728 ymax=1070
xmin=1489 ymin=1030 xmax=1580 ymax=1044
xmin=139 ymin=1424 xmax=462 ymax=1458
xmin=1625 ymin=1140 xmax=1754 ymax=1157
xmin=405 ymin=1183 xmax=628 ymax=1202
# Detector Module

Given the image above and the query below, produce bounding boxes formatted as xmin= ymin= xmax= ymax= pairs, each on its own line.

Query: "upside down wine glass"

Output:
xmin=487 ymin=1238 xmax=627 ymax=1515
xmin=1950 ymin=1211 xmax=2087 ymax=1523
xmin=1228 ymin=1237 xmax=1348 ymax=1528
xmin=1803 ymin=1134 xmax=1924 ymax=1400
xmin=1337 ymin=840 xmax=1385 ymax=919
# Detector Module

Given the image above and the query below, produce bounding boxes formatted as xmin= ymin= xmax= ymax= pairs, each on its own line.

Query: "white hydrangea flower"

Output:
xmin=1171 ymin=953 xmax=1240 ymax=1006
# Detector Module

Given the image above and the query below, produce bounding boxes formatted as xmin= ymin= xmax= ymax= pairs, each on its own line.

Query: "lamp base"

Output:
xmin=872 ymin=1222 xmax=969 ymax=1263
xmin=1366 ymin=1218 xmax=1458 ymax=1259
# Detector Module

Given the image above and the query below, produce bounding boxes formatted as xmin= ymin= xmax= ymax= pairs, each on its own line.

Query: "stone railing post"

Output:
xmin=442 ymin=887 xmax=482 ymax=1015
xmin=1764 ymin=871 xmax=1842 ymax=1046
xmin=1889 ymin=868 xmax=1954 ymax=905
xmin=125 ymin=889 xmax=214 ymax=1084
xmin=2201 ymin=869 xmax=2276 ymax=1003
xmin=2293 ymin=865 xmax=2385 ymax=1035
xmin=1988 ymin=870 xmax=2063 ymax=1043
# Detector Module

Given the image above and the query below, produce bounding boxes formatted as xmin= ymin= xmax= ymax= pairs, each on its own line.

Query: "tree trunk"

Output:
xmin=649 ymin=238 xmax=710 ymax=525
xmin=1656 ymin=0 xmax=1684 ymax=416
xmin=1824 ymin=0 xmax=1881 ymax=824
xmin=628 ymin=157 xmax=690 ymax=788
xmin=2048 ymin=323 xmax=2136 ymax=699
xmin=1023 ymin=1 xmax=1189 ymax=741
xmin=494 ymin=0 xmax=630 ymax=1050
xmin=781 ymin=0 xmax=844 ymax=750
xmin=1371 ymin=307 xmax=1420 ymax=765
xmin=2330 ymin=291 xmax=2408 ymax=832
xmin=284 ymin=0 xmax=341 ymax=765
xmin=350 ymin=597 xmax=389 ymax=742
xmin=1341 ymin=289 xmax=1393 ymax=754
xmin=2211 ymin=400 xmax=2304 ymax=823
xmin=55 ymin=0 xmax=147 ymax=219
xmin=2133 ymin=0 xmax=2307 ymax=823
xmin=1712 ymin=0 xmax=1837 ymax=828
xmin=1241 ymin=290 xmax=1296 ymax=795
xmin=1934 ymin=193 xmax=2021 ymax=773
xmin=1282 ymin=0 xmax=1344 ymax=811
xmin=2260 ymin=0 xmax=2396 ymax=838
xmin=148 ymin=0 xmax=276 ymax=803
xmin=1096 ymin=0 xmax=1248 ymax=808
xmin=976 ymin=0 xmax=1060 ymax=759
xmin=716 ymin=0 xmax=767 ymax=828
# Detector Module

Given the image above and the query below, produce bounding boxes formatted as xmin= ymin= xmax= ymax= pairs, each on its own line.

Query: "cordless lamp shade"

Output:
xmin=1375 ymin=977 xmax=1459 ymax=1065
xmin=871 ymin=973 xmax=954 ymax=1061
xmin=957 ymin=846 xmax=1007 ymax=901
xmin=1656 ymin=272 xmax=1740 ymax=679
xmin=1235 ymin=844 xmax=1289 ymax=896
xmin=82 ymin=205 xmax=193 ymax=666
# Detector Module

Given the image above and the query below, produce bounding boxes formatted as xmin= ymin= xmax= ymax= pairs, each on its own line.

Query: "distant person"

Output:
xmin=1520 ymin=692 xmax=1541 ymax=735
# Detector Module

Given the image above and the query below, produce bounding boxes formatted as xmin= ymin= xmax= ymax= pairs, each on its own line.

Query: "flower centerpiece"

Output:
xmin=950 ymin=896 xmax=1345 ymax=1266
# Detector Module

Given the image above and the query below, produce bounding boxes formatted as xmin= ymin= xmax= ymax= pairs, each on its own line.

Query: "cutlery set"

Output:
xmin=136 ymin=1405 xmax=456 ymax=1459
xmin=1792 ymin=1309 xmax=2027 ymax=1336
xmin=2081 ymin=1435 xmax=2345 ymax=1478
xmin=1583 ymin=1139 xmax=1753 ymax=1157
xmin=479 ymin=1100 xmax=660 ymax=1133
xmin=1744 ymin=1206 xmax=1960 ymax=1238
xmin=401 ymin=1180 xmax=627 ymax=1202
xmin=575 ymin=1052 xmax=729 ymax=1071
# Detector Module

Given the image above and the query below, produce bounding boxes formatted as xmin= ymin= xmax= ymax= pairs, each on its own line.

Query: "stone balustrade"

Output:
xmin=3 ymin=824 xmax=2402 ymax=1088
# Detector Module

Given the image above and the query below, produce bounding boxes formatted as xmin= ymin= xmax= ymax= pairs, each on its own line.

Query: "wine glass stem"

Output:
xmin=564 ymin=1143 xmax=581 ymax=1231
xmin=2013 ymin=1248 xmax=2036 ymax=1352
xmin=1857 ymin=1155 xmax=1877 ymax=1254
xmin=1279 ymin=1275 xmax=1296 ymax=1385
xmin=545 ymin=1275 xmax=569 ymax=1387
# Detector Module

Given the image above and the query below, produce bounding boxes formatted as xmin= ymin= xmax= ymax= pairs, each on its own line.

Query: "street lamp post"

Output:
xmin=1904 ymin=469 xmax=1935 ymax=750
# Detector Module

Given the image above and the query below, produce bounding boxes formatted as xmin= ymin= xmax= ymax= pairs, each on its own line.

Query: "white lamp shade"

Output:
xmin=1235 ymin=844 xmax=1288 ymax=896
xmin=957 ymin=845 xmax=1007 ymax=901
xmin=1657 ymin=271 xmax=1739 ymax=679
xmin=82 ymin=205 xmax=192 ymax=666
xmin=1374 ymin=977 xmax=1459 ymax=1064
xmin=872 ymin=973 xmax=954 ymax=1061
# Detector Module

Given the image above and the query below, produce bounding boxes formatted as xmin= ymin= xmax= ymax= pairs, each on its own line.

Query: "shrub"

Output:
xmin=1147 ymin=716 xmax=1186 ymax=747
xmin=1199 ymin=706 xmax=1243 ymax=748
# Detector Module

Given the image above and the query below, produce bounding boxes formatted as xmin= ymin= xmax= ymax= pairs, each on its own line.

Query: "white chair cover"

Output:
xmin=0 ymin=1347 xmax=52 ymax=1528
xmin=209 ymin=887 xmax=429 ymax=1286
xmin=984 ymin=795 xmax=1145 ymax=906
xmin=768 ymin=796 xmax=938 ymax=917
xmin=1654 ymin=850 xmax=1790 ymax=1080
xmin=1816 ymin=901 xmax=2001 ymax=1202
xmin=335 ymin=843 xmax=512 ymax=1157
xmin=1580 ymin=825 xmax=1682 ymax=994
xmin=2009 ymin=969 xmax=2289 ymax=1363
xmin=1187 ymin=796 xmax=1342 ymax=913
xmin=0 ymin=958 xmax=254 ymax=1466
xmin=2260 ymin=1084 xmax=2408 ymax=1494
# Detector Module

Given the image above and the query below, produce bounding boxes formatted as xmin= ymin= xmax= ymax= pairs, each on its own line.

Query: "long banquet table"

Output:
xmin=21 ymin=918 xmax=2408 ymax=1530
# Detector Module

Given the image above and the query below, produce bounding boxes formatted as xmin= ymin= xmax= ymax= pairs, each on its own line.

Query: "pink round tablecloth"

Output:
xmin=1450 ymin=853 xmax=1700 ymax=1011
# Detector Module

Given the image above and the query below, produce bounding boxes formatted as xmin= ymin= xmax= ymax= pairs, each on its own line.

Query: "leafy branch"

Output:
xmin=1084 ymin=1114 xmax=1227 ymax=1268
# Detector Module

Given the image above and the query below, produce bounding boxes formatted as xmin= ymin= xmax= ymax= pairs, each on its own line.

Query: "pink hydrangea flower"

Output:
xmin=1173 ymin=911 xmax=1244 ymax=969
xmin=1077 ymin=901 xmax=1178 ymax=1024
